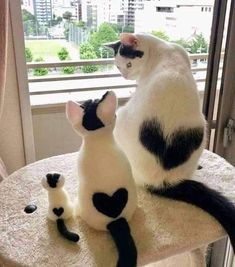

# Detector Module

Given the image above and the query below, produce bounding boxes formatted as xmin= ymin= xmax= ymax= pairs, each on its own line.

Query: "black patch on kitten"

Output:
xmin=46 ymin=173 xmax=61 ymax=188
xmin=119 ymin=44 xmax=144 ymax=59
xmin=139 ymin=119 xmax=204 ymax=170
xmin=107 ymin=217 xmax=137 ymax=267
xmin=146 ymin=180 xmax=235 ymax=252
xmin=24 ymin=204 xmax=37 ymax=214
xmin=93 ymin=188 xmax=128 ymax=218
xmin=197 ymin=165 xmax=203 ymax=170
xmin=57 ymin=219 xmax=80 ymax=242
xmin=80 ymin=92 xmax=109 ymax=131
xmin=53 ymin=207 xmax=64 ymax=217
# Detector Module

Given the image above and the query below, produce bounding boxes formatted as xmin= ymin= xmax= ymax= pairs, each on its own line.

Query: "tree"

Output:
xmin=25 ymin=47 xmax=33 ymax=62
xmin=57 ymin=47 xmax=76 ymax=74
xmin=48 ymin=15 xmax=63 ymax=27
xmin=63 ymin=11 xmax=72 ymax=21
xmin=189 ymin=33 xmax=208 ymax=54
xmin=33 ymin=57 xmax=48 ymax=76
xmin=79 ymin=43 xmax=98 ymax=73
xmin=58 ymin=47 xmax=69 ymax=60
xmin=76 ymin=20 xmax=86 ymax=28
xmin=22 ymin=9 xmax=35 ymax=21
xmin=173 ymin=38 xmax=191 ymax=51
xmin=151 ymin=30 xmax=170 ymax=41
xmin=62 ymin=66 xmax=76 ymax=74
xmin=122 ymin=25 xmax=134 ymax=33
xmin=109 ymin=23 xmax=122 ymax=33
xmin=89 ymin=22 xmax=118 ymax=58
xmin=22 ymin=9 xmax=40 ymax=36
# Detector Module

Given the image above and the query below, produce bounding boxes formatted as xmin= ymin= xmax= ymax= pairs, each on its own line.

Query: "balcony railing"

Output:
xmin=27 ymin=53 xmax=223 ymax=107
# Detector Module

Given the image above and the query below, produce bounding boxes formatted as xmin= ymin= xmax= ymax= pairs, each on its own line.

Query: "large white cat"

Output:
xmin=106 ymin=33 xmax=235 ymax=251
xmin=113 ymin=33 xmax=206 ymax=187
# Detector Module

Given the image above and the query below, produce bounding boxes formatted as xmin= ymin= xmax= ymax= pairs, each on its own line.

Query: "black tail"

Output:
xmin=107 ymin=217 xmax=137 ymax=267
xmin=56 ymin=219 xmax=80 ymax=242
xmin=147 ymin=180 xmax=235 ymax=252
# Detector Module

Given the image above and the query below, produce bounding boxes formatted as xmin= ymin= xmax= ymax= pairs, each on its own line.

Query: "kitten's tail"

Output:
xmin=147 ymin=180 xmax=235 ymax=252
xmin=56 ymin=219 xmax=80 ymax=242
xmin=107 ymin=217 xmax=137 ymax=267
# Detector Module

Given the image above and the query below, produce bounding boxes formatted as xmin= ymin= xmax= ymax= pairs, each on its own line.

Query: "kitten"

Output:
xmin=41 ymin=172 xmax=80 ymax=242
xmin=66 ymin=91 xmax=137 ymax=267
xmin=106 ymin=33 xmax=235 ymax=251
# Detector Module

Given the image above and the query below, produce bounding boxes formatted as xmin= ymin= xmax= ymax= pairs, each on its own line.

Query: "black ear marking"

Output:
xmin=46 ymin=173 xmax=61 ymax=188
xmin=81 ymin=99 xmax=104 ymax=131
xmin=100 ymin=91 xmax=109 ymax=102
xmin=80 ymin=99 xmax=92 ymax=110
xmin=103 ymin=41 xmax=121 ymax=56
xmin=119 ymin=44 xmax=144 ymax=59
xmin=80 ymin=92 xmax=110 ymax=131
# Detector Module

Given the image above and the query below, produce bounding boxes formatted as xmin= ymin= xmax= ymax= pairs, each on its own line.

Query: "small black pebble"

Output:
xmin=24 ymin=204 xmax=37 ymax=214
xmin=197 ymin=165 xmax=203 ymax=170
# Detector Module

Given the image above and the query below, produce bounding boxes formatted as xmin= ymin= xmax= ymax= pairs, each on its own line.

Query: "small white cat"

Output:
xmin=42 ymin=172 xmax=79 ymax=242
xmin=106 ymin=33 xmax=235 ymax=251
xmin=66 ymin=91 xmax=137 ymax=267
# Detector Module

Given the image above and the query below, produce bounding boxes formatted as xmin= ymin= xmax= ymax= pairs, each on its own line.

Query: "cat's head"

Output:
xmin=105 ymin=33 xmax=153 ymax=80
xmin=66 ymin=91 xmax=117 ymax=136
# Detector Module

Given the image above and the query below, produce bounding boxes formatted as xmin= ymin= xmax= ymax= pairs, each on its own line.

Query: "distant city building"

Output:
xmin=135 ymin=0 xmax=213 ymax=40
xmin=79 ymin=0 xmax=112 ymax=29
xmin=73 ymin=0 xmax=83 ymax=21
xmin=121 ymin=0 xmax=144 ymax=28
xmin=21 ymin=0 xmax=35 ymax=15
xmin=86 ymin=1 xmax=98 ymax=28
xmin=33 ymin=0 xmax=53 ymax=25
xmin=52 ymin=0 xmax=77 ymax=19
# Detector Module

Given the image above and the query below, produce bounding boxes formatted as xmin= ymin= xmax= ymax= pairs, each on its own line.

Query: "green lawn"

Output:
xmin=25 ymin=40 xmax=78 ymax=61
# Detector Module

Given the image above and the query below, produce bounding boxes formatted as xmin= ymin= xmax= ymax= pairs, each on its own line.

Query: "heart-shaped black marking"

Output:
xmin=92 ymin=188 xmax=128 ymax=218
xmin=139 ymin=119 xmax=204 ymax=170
xmin=46 ymin=173 xmax=61 ymax=188
xmin=53 ymin=207 xmax=64 ymax=217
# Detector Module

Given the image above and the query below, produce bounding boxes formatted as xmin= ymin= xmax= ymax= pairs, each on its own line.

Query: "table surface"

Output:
xmin=0 ymin=150 xmax=234 ymax=267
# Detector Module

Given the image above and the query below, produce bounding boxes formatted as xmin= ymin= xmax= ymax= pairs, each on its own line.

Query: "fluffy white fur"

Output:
xmin=41 ymin=173 xmax=74 ymax=221
xmin=113 ymin=33 xmax=206 ymax=187
xmin=66 ymin=91 xmax=137 ymax=231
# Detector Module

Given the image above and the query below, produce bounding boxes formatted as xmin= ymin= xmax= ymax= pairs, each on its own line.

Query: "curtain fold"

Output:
xmin=0 ymin=0 xmax=9 ymax=181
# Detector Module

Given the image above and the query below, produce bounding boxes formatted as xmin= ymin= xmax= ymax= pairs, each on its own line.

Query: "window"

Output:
xmin=8 ymin=0 xmax=235 ymax=265
xmin=18 ymin=0 xmax=231 ymax=168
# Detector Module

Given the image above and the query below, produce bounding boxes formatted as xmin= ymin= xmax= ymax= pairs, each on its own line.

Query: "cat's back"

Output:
xmin=120 ymin=46 xmax=204 ymax=132
xmin=77 ymin=139 xmax=134 ymax=186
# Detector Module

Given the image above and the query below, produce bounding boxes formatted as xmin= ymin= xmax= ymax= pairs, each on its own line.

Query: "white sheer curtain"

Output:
xmin=0 ymin=0 xmax=9 ymax=181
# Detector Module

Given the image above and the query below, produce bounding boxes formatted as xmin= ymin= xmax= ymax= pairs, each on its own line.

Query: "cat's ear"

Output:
xmin=120 ymin=33 xmax=139 ymax=47
xmin=97 ymin=91 xmax=117 ymax=124
xmin=66 ymin=100 xmax=84 ymax=125
xmin=103 ymin=40 xmax=120 ymax=52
